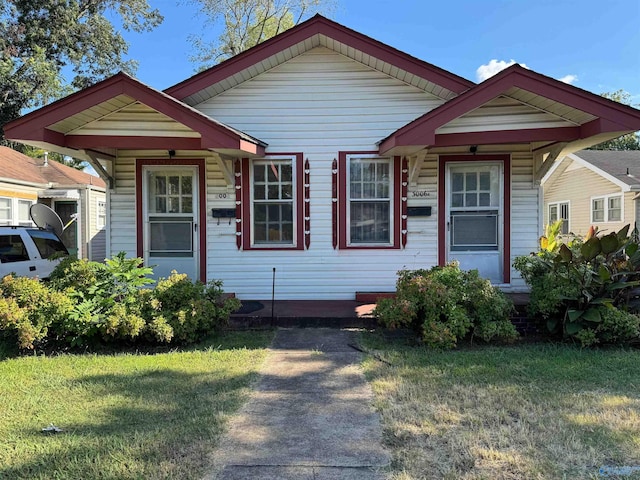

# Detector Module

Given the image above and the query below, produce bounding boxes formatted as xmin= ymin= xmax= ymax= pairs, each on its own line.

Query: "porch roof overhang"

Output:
xmin=378 ymin=65 xmax=640 ymax=157
xmin=3 ymin=72 xmax=267 ymax=160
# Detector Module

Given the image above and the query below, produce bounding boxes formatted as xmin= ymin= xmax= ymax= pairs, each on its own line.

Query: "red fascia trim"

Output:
xmin=338 ymin=151 xmax=402 ymax=250
xmin=166 ymin=15 xmax=473 ymax=100
xmin=135 ymin=159 xmax=207 ymax=283
xmin=437 ymin=154 xmax=511 ymax=283
xmin=241 ymin=153 xmax=305 ymax=251
xmin=4 ymin=72 xmax=264 ymax=154
xmin=382 ymin=64 xmax=640 ymax=150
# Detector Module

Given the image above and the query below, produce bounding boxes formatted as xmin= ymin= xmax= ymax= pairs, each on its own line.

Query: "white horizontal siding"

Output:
xmin=437 ymin=96 xmax=578 ymax=134
xmin=509 ymin=151 xmax=539 ymax=291
xmin=195 ymin=47 xmax=444 ymax=152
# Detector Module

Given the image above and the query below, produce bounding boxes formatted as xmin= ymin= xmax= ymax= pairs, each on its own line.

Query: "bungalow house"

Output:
xmin=0 ymin=146 xmax=107 ymax=260
xmin=543 ymin=150 xmax=640 ymax=237
xmin=4 ymin=15 xmax=640 ymax=299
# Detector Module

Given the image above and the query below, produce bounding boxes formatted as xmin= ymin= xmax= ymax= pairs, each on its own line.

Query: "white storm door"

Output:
xmin=446 ymin=162 xmax=503 ymax=283
xmin=143 ymin=167 xmax=199 ymax=281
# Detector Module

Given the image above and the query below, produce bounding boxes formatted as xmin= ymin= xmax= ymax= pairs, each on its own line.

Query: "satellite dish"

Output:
xmin=30 ymin=204 xmax=64 ymax=238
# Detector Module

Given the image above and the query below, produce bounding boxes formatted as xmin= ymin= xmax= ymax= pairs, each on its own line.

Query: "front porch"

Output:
xmin=229 ymin=293 xmax=532 ymax=331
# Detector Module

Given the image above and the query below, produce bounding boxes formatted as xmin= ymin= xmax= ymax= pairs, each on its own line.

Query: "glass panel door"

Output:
xmin=144 ymin=168 xmax=198 ymax=280
xmin=446 ymin=162 xmax=503 ymax=283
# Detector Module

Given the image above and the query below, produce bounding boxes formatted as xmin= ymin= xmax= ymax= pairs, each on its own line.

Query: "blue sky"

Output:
xmin=117 ymin=0 xmax=640 ymax=101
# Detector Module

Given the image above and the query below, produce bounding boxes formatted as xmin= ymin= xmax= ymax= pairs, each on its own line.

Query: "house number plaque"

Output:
xmin=410 ymin=191 xmax=431 ymax=197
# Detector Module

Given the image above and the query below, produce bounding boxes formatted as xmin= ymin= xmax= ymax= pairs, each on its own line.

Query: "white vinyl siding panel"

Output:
xmin=544 ymin=160 xmax=632 ymax=236
xmin=195 ymin=48 xmax=445 ymax=153
xmin=437 ymin=96 xmax=578 ymax=134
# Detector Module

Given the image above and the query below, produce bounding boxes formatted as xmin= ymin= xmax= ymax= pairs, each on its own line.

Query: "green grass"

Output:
xmin=360 ymin=333 xmax=640 ymax=480
xmin=0 ymin=331 xmax=274 ymax=480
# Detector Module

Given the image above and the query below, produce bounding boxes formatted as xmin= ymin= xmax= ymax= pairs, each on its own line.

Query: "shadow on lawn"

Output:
xmin=1 ymin=366 xmax=261 ymax=479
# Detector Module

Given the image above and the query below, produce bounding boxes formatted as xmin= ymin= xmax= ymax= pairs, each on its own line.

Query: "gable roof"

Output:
xmin=4 ymin=72 xmax=266 ymax=158
xmin=570 ymin=150 xmax=640 ymax=189
xmin=379 ymin=64 xmax=640 ymax=155
xmin=165 ymin=14 xmax=474 ymax=104
xmin=0 ymin=146 xmax=106 ymax=188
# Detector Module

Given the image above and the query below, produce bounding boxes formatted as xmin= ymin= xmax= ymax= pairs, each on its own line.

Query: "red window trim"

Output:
xmin=338 ymin=151 xmax=402 ymax=250
xmin=437 ymin=154 xmax=511 ymax=283
xmin=135 ymin=158 xmax=207 ymax=283
xmin=241 ymin=153 xmax=305 ymax=251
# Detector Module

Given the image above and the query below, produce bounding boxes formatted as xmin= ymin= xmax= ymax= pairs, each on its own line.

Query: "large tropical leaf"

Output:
xmin=581 ymin=237 xmax=601 ymax=261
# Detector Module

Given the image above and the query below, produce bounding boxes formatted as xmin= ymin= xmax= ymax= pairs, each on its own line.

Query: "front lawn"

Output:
xmin=361 ymin=334 xmax=640 ymax=479
xmin=0 ymin=331 xmax=273 ymax=480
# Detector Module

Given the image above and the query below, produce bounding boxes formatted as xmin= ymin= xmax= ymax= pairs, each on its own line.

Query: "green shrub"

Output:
xmin=2 ymin=254 xmax=239 ymax=351
xmin=148 ymin=272 xmax=240 ymax=344
xmin=0 ymin=275 xmax=73 ymax=349
xmin=513 ymin=224 xmax=640 ymax=346
xmin=375 ymin=264 xmax=517 ymax=349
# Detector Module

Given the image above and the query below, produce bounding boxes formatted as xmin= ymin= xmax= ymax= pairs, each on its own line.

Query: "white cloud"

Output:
xmin=476 ymin=59 xmax=528 ymax=82
xmin=558 ymin=74 xmax=578 ymax=84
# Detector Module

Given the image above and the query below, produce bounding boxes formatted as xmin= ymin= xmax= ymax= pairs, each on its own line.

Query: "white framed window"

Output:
xmin=591 ymin=194 xmax=623 ymax=223
xmin=0 ymin=197 xmax=11 ymax=225
xmin=251 ymin=158 xmax=295 ymax=246
xmin=18 ymin=200 xmax=33 ymax=226
xmin=548 ymin=201 xmax=570 ymax=234
xmin=347 ymin=156 xmax=393 ymax=245
xmin=0 ymin=197 xmax=34 ymax=226
xmin=97 ymin=200 xmax=106 ymax=228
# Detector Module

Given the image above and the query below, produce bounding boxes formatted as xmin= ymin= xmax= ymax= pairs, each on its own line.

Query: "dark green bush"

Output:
xmin=513 ymin=224 xmax=640 ymax=346
xmin=375 ymin=264 xmax=517 ymax=349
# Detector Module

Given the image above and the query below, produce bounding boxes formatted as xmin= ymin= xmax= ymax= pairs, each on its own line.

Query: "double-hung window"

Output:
xmin=592 ymin=194 xmax=622 ymax=223
xmin=0 ymin=198 xmax=11 ymax=225
xmin=97 ymin=200 xmax=107 ymax=228
xmin=242 ymin=154 xmax=304 ymax=250
xmin=339 ymin=153 xmax=401 ymax=249
xmin=548 ymin=201 xmax=569 ymax=234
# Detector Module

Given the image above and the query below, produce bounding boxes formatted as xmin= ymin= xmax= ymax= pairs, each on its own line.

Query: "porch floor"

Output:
xmin=229 ymin=293 xmax=530 ymax=329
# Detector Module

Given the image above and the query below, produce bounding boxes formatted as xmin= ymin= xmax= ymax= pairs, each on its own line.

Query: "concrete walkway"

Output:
xmin=207 ymin=328 xmax=390 ymax=479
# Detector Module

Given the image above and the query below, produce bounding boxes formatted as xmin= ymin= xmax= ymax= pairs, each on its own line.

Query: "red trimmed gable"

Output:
xmin=4 ymin=72 xmax=266 ymax=156
xmin=165 ymin=14 xmax=474 ymax=102
xmin=380 ymin=65 xmax=640 ymax=154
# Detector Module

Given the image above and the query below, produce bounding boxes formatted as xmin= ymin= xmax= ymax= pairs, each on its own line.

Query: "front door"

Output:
xmin=54 ymin=201 xmax=78 ymax=257
xmin=143 ymin=166 xmax=199 ymax=280
xmin=446 ymin=162 xmax=503 ymax=283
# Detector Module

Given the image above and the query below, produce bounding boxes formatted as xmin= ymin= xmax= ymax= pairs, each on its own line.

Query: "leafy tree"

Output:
xmin=188 ymin=0 xmax=335 ymax=68
xmin=0 ymin=0 xmax=163 ymax=140
xmin=589 ymin=90 xmax=640 ymax=150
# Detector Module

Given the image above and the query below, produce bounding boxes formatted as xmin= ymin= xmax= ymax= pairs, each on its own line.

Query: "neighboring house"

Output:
xmin=543 ymin=150 xmax=640 ymax=237
xmin=0 ymin=146 xmax=107 ymax=261
xmin=4 ymin=15 xmax=640 ymax=299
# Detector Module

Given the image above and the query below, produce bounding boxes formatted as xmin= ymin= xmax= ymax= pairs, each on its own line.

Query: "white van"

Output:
xmin=0 ymin=226 xmax=69 ymax=280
